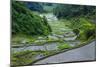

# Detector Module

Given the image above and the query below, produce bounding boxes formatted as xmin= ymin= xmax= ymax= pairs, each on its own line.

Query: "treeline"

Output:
xmin=53 ymin=4 xmax=96 ymax=19
xmin=25 ymin=2 xmax=54 ymax=13
xmin=12 ymin=1 xmax=52 ymax=35
xmin=53 ymin=4 xmax=96 ymax=40
xmin=25 ymin=2 xmax=44 ymax=13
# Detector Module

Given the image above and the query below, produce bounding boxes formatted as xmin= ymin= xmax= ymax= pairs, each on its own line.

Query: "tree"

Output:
xmin=12 ymin=1 xmax=52 ymax=36
xmin=53 ymin=4 xmax=96 ymax=19
xmin=26 ymin=2 xmax=44 ymax=13
xmin=43 ymin=16 xmax=52 ymax=33
xmin=73 ymin=29 xmax=80 ymax=36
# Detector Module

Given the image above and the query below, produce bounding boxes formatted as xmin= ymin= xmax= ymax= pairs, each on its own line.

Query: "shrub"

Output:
xmin=85 ymin=28 xmax=95 ymax=39
xmin=58 ymin=43 xmax=71 ymax=50
xmin=73 ymin=29 xmax=80 ymax=35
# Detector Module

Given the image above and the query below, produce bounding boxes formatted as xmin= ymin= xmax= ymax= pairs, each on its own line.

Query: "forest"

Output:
xmin=11 ymin=1 xmax=96 ymax=66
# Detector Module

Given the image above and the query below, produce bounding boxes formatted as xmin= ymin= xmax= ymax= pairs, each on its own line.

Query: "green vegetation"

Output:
xmin=12 ymin=1 xmax=51 ymax=35
xmin=53 ymin=4 xmax=95 ymax=19
xmin=43 ymin=16 xmax=52 ymax=33
xmin=58 ymin=43 xmax=72 ymax=50
xmin=26 ymin=2 xmax=44 ymax=13
xmin=49 ymin=20 xmax=72 ymax=35
xmin=11 ymin=1 xmax=96 ymax=66
xmin=42 ymin=3 xmax=55 ymax=12
xmin=11 ymin=50 xmax=37 ymax=66
xmin=11 ymin=50 xmax=54 ymax=66
xmin=73 ymin=29 xmax=80 ymax=36
xmin=66 ymin=18 xmax=96 ymax=41
xmin=42 ymin=51 xmax=55 ymax=56
xmin=53 ymin=4 xmax=96 ymax=41
xmin=76 ymin=18 xmax=95 ymax=41
xmin=11 ymin=34 xmax=36 ymax=45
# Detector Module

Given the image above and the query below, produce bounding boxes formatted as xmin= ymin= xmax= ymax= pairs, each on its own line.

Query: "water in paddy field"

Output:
xmin=11 ymin=13 xmax=95 ymax=65
xmin=12 ymin=13 xmax=81 ymax=53
xmin=40 ymin=13 xmax=58 ymax=22
xmin=12 ymin=40 xmax=80 ymax=53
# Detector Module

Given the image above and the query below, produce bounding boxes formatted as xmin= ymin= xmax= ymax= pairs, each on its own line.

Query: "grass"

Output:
xmin=11 ymin=50 xmax=38 ymax=66
xmin=11 ymin=34 xmax=37 ymax=45
xmin=12 ymin=34 xmax=49 ymax=46
xmin=49 ymin=19 xmax=72 ymax=35
xmin=42 ymin=51 xmax=55 ymax=56
xmin=34 ymin=38 xmax=62 ymax=46
xmin=58 ymin=42 xmax=72 ymax=50
xmin=11 ymin=50 xmax=55 ymax=66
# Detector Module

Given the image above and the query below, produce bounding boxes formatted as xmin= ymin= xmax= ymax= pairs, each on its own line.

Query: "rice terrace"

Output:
xmin=11 ymin=0 xmax=96 ymax=66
